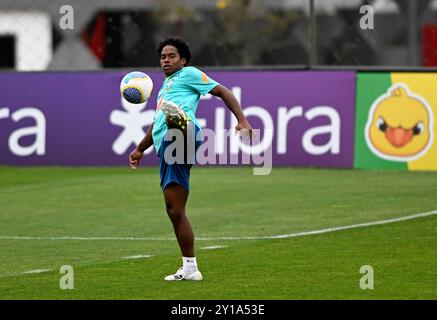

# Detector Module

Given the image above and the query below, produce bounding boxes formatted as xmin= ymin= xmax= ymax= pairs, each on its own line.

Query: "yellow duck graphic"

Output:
xmin=366 ymin=84 xmax=433 ymax=161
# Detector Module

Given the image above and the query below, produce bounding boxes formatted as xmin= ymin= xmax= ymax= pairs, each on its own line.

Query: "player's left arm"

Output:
xmin=209 ymin=84 xmax=253 ymax=138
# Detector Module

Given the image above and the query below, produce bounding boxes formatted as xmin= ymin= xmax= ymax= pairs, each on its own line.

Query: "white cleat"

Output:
xmin=160 ymin=101 xmax=188 ymax=130
xmin=164 ymin=267 xmax=203 ymax=281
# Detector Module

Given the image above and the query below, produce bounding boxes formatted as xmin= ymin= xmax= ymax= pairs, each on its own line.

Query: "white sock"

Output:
xmin=182 ymin=256 xmax=198 ymax=273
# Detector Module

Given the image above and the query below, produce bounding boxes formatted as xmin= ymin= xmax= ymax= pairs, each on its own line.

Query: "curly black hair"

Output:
xmin=156 ymin=37 xmax=191 ymax=65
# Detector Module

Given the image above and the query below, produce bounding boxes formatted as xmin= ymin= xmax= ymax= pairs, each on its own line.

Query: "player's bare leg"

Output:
xmin=163 ymin=184 xmax=202 ymax=281
xmin=163 ymin=183 xmax=194 ymax=257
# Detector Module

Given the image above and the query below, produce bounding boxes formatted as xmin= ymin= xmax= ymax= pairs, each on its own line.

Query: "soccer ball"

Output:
xmin=120 ymin=71 xmax=153 ymax=104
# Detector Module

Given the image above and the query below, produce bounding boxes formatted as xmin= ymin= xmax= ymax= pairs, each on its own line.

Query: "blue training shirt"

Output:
xmin=152 ymin=66 xmax=219 ymax=154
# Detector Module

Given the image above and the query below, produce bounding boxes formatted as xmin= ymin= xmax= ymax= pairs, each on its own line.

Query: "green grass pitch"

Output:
xmin=0 ymin=166 xmax=436 ymax=299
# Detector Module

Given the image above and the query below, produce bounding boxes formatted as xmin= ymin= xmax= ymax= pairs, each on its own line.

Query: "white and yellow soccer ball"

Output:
xmin=120 ymin=71 xmax=153 ymax=104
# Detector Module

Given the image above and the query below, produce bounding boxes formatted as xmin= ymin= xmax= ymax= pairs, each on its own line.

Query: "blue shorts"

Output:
xmin=158 ymin=122 xmax=202 ymax=192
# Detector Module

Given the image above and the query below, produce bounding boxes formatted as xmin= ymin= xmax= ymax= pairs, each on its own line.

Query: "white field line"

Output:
xmin=1 ymin=209 xmax=436 ymax=242
xmin=22 ymin=269 xmax=52 ymax=274
xmin=201 ymin=245 xmax=227 ymax=250
xmin=122 ymin=255 xmax=153 ymax=259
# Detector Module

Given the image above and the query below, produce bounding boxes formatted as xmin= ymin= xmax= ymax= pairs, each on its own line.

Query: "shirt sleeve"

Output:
xmin=184 ymin=67 xmax=219 ymax=96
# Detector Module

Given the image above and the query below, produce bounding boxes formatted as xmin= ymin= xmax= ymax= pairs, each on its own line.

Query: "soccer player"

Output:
xmin=129 ymin=37 xmax=253 ymax=281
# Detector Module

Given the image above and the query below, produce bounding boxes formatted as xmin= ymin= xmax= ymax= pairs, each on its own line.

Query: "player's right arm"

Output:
xmin=129 ymin=122 xmax=154 ymax=170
